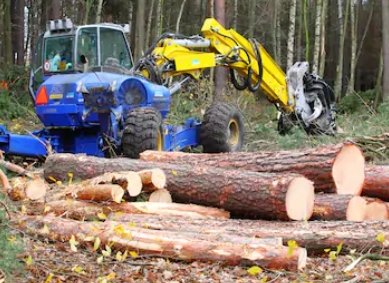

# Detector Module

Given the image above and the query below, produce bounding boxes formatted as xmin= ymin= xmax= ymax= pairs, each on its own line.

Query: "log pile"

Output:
xmin=4 ymin=140 xmax=389 ymax=272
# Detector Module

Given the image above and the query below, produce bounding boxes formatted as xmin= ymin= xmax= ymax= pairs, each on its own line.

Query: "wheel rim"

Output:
xmin=228 ymin=119 xmax=240 ymax=147
xmin=157 ymin=129 xmax=163 ymax=151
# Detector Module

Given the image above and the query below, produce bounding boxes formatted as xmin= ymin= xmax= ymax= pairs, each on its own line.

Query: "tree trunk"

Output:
xmin=232 ymin=0 xmax=238 ymax=30
xmin=11 ymin=0 xmax=25 ymax=65
xmin=382 ymin=0 xmax=389 ymax=103
xmin=374 ymin=47 xmax=384 ymax=109
xmin=276 ymin=0 xmax=282 ymax=65
xmin=43 ymin=154 xmax=315 ymax=221
xmin=213 ymin=0 xmax=228 ymax=100
xmin=346 ymin=0 xmax=358 ymax=95
xmin=65 ymin=184 xmax=125 ymax=203
xmin=287 ymin=0 xmax=297 ymax=69
xmin=362 ymin=166 xmax=389 ymax=201
xmin=318 ymin=0 xmax=328 ymax=77
xmin=247 ymin=0 xmax=256 ymax=38
xmin=312 ymin=0 xmax=322 ymax=74
xmin=139 ymin=143 xmax=364 ymax=193
xmin=4 ymin=0 xmax=13 ymax=66
xmin=46 ymin=213 xmax=389 ymax=253
xmin=334 ymin=0 xmax=351 ymax=99
xmin=134 ymin=0 xmax=146 ymax=62
xmin=26 ymin=200 xmax=230 ymax=219
xmin=50 ymin=0 xmax=62 ymax=20
xmin=95 ymin=0 xmax=104 ymax=23
xmin=303 ymin=0 xmax=310 ymax=62
xmin=175 ymin=0 xmax=187 ymax=33
xmin=145 ymin=0 xmax=155 ymax=47
xmin=311 ymin=194 xmax=366 ymax=221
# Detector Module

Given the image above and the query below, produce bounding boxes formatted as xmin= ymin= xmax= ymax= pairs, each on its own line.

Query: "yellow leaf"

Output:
xmin=69 ymin=235 xmax=79 ymax=252
xmin=106 ymin=272 xmax=116 ymax=279
xmin=114 ymin=225 xmax=125 ymax=235
xmin=84 ymin=236 xmax=94 ymax=242
xmin=350 ymin=249 xmax=356 ymax=254
xmin=128 ymin=222 xmax=135 ymax=227
xmin=329 ymin=251 xmax=337 ymax=260
xmin=247 ymin=266 xmax=263 ymax=275
xmin=44 ymin=273 xmax=54 ymax=283
xmin=56 ymin=181 xmax=62 ymax=186
xmin=261 ymin=276 xmax=268 ymax=282
xmin=94 ymin=237 xmax=101 ymax=251
xmin=8 ymin=236 xmax=17 ymax=243
xmin=72 ymin=265 xmax=83 ymax=273
xmin=97 ymin=256 xmax=104 ymax=264
xmin=44 ymin=205 xmax=51 ymax=213
xmin=122 ymin=250 xmax=128 ymax=260
xmin=115 ymin=251 xmax=123 ymax=261
xmin=129 ymin=251 xmax=138 ymax=258
xmin=376 ymin=233 xmax=386 ymax=243
xmin=48 ymin=176 xmax=57 ymax=182
xmin=68 ymin=172 xmax=73 ymax=185
xmin=287 ymin=240 xmax=298 ymax=257
xmin=336 ymin=243 xmax=343 ymax=254
xmin=41 ymin=224 xmax=49 ymax=234
xmin=171 ymin=170 xmax=178 ymax=176
xmin=114 ymin=211 xmax=123 ymax=217
xmin=102 ymin=245 xmax=112 ymax=257
xmin=21 ymin=205 xmax=26 ymax=214
xmin=98 ymin=212 xmax=107 ymax=220
xmin=24 ymin=254 xmax=33 ymax=265
xmin=324 ymin=248 xmax=331 ymax=253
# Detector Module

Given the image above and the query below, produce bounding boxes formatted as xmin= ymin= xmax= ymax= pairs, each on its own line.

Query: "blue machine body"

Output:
xmin=0 ymin=19 xmax=202 ymax=159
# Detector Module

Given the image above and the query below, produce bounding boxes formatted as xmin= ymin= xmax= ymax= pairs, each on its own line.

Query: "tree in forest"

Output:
xmin=287 ymin=0 xmax=297 ymax=70
xmin=382 ymin=0 xmax=389 ymax=103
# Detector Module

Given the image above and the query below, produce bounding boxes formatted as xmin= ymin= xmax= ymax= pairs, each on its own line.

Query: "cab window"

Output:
xmin=44 ymin=36 xmax=74 ymax=72
xmin=76 ymin=27 xmax=98 ymax=70
xmin=100 ymin=27 xmax=132 ymax=70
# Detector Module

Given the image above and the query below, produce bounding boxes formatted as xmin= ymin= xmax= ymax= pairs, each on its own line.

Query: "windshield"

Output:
xmin=43 ymin=36 xmax=74 ymax=73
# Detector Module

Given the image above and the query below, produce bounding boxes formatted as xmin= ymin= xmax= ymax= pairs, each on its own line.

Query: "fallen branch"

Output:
xmin=344 ymin=253 xmax=389 ymax=272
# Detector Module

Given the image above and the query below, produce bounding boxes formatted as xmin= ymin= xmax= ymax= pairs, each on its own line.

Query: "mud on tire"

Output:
xmin=121 ymin=107 xmax=163 ymax=158
xmin=200 ymin=102 xmax=245 ymax=153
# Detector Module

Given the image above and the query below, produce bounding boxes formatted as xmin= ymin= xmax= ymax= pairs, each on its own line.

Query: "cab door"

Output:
xmin=29 ymin=34 xmax=44 ymax=99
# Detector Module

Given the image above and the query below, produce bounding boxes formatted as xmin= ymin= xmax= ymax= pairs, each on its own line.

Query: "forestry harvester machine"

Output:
xmin=0 ymin=18 xmax=336 ymax=160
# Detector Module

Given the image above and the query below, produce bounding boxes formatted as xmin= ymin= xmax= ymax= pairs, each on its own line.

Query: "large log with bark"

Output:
xmin=15 ymin=215 xmax=307 ymax=271
xmin=43 ymin=154 xmax=315 ymax=220
xmin=104 ymin=214 xmax=389 ymax=253
xmin=140 ymin=143 xmax=365 ymax=193
xmin=24 ymin=200 xmax=230 ymax=219
xmin=311 ymin=194 xmax=367 ymax=221
xmin=362 ymin=166 xmax=389 ymax=201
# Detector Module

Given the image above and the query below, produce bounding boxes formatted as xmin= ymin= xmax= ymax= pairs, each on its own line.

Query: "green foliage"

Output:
xmin=0 ymin=65 xmax=36 ymax=121
xmin=338 ymin=89 xmax=377 ymax=114
xmin=0 ymin=193 xmax=25 ymax=279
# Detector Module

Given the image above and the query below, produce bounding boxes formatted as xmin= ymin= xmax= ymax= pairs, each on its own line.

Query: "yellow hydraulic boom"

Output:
xmin=134 ymin=18 xmax=337 ymax=135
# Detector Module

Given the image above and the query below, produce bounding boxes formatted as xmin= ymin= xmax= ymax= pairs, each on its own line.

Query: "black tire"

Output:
xmin=121 ymin=107 xmax=164 ymax=158
xmin=200 ymin=102 xmax=245 ymax=153
xmin=277 ymin=112 xmax=296 ymax=135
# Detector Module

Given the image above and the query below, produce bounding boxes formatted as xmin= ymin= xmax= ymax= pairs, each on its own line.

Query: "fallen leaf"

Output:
xmin=247 ymin=266 xmax=263 ymax=275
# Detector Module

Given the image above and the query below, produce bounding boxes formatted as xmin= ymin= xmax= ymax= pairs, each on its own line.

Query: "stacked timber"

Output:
xmin=4 ymin=139 xmax=389 ymax=272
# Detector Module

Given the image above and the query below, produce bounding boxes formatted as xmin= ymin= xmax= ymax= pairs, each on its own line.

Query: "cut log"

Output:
xmin=140 ymin=143 xmax=363 ymax=192
xmin=362 ymin=166 xmax=389 ymax=201
xmin=66 ymin=184 xmax=125 ymax=203
xmin=365 ymin=201 xmax=389 ymax=220
xmin=44 ymin=154 xmax=315 ymax=220
xmin=332 ymin=144 xmax=365 ymax=195
xmin=312 ymin=194 xmax=366 ymax=221
xmin=137 ymin=168 xmax=166 ymax=190
xmin=25 ymin=179 xmax=48 ymax=201
xmin=86 ymin=171 xmax=143 ymax=197
xmin=104 ymin=214 xmax=389 ymax=253
xmin=149 ymin=189 xmax=172 ymax=203
xmin=25 ymin=200 xmax=230 ymax=219
xmin=7 ymin=177 xmax=27 ymax=201
xmin=16 ymin=215 xmax=307 ymax=271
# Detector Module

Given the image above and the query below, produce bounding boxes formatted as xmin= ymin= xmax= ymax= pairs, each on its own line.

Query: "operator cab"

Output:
xmin=30 ymin=18 xmax=134 ymax=96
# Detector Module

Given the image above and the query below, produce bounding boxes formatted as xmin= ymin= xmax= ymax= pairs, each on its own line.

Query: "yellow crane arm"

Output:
xmin=134 ymin=18 xmax=293 ymax=112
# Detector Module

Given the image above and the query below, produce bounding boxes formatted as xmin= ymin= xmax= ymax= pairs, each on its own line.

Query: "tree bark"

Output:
xmin=95 ymin=0 xmax=104 ymax=23
xmin=312 ymin=0 xmax=322 ymax=74
xmin=362 ymin=166 xmax=389 ymax=201
xmin=25 ymin=200 xmax=230 ymax=220
xmin=382 ymin=0 xmax=389 ymax=103
xmin=16 ymin=215 xmax=307 ymax=271
xmin=43 ymin=153 xmax=315 ymax=220
xmin=64 ymin=184 xmax=125 ymax=203
xmin=140 ymin=143 xmax=360 ymax=193
xmin=4 ymin=0 xmax=13 ymax=66
xmin=49 ymin=213 xmax=389 ymax=253
xmin=287 ymin=0 xmax=297 ymax=69
xmin=318 ymin=0 xmax=328 ymax=77
xmin=346 ymin=0 xmax=358 ymax=95
xmin=311 ymin=194 xmax=366 ymax=221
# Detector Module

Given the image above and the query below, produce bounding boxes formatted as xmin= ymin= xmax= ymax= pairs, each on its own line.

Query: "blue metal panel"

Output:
xmin=163 ymin=118 xmax=201 ymax=151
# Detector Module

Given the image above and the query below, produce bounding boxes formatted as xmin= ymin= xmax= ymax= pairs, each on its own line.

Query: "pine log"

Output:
xmin=362 ymin=166 xmax=389 ymax=201
xmin=65 ymin=184 xmax=125 ymax=203
xmin=15 ymin=215 xmax=307 ymax=271
xmin=148 ymin=188 xmax=172 ymax=202
xmin=137 ymin=168 xmax=166 ymax=190
xmin=311 ymin=194 xmax=367 ymax=221
xmin=105 ymin=214 xmax=389 ymax=253
xmin=25 ymin=179 xmax=48 ymax=200
xmin=140 ymin=143 xmax=364 ymax=192
xmin=365 ymin=200 xmax=389 ymax=220
xmin=43 ymin=154 xmax=315 ymax=220
xmin=25 ymin=199 xmax=230 ymax=219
